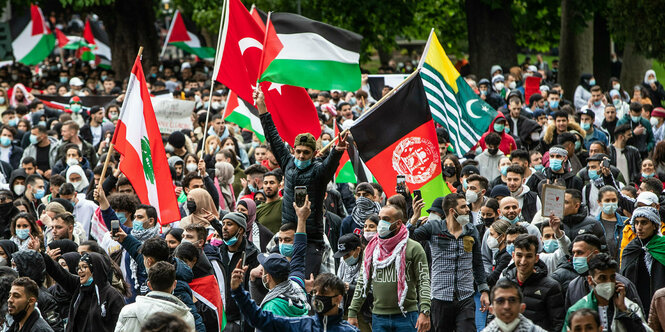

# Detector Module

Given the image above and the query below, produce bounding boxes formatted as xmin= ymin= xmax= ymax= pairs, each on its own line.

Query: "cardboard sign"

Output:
xmin=151 ymin=98 xmax=195 ymax=134
xmin=541 ymin=183 xmax=566 ymax=219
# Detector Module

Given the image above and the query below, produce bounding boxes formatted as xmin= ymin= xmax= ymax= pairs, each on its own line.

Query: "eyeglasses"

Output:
xmin=494 ymin=297 xmax=519 ymax=305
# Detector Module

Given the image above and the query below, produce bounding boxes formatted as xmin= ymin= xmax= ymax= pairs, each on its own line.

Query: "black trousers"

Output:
xmin=431 ymin=296 xmax=476 ymax=332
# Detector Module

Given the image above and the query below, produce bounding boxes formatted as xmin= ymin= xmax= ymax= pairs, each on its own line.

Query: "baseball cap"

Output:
xmin=461 ymin=165 xmax=480 ymax=177
xmin=427 ymin=197 xmax=445 ymax=215
xmin=257 ymin=253 xmax=290 ymax=279
xmin=69 ymin=77 xmax=83 ymax=87
xmin=333 ymin=234 xmax=361 ymax=259
xmin=636 ymin=191 xmax=659 ymax=207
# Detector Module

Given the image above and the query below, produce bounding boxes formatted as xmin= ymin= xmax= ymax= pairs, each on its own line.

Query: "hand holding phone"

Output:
xmin=413 ymin=189 xmax=422 ymax=202
xmin=295 ymin=186 xmax=307 ymax=207
xmin=111 ymin=220 xmax=119 ymax=236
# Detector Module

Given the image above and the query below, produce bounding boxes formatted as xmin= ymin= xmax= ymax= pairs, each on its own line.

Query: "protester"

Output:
xmin=482 ymin=279 xmax=546 ymax=332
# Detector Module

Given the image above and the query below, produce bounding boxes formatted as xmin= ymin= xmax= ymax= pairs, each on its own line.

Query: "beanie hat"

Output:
xmin=631 ymin=206 xmax=660 ymax=227
xmin=223 ymin=212 xmax=248 ymax=230
xmin=490 ymin=65 xmax=503 ymax=76
xmin=168 ymin=131 xmax=186 ymax=149
xmin=492 ymin=75 xmax=505 ymax=84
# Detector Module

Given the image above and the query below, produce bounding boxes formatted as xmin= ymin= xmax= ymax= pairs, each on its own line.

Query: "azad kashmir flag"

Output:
xmin=112 ymin=55 xmax=180 ymax=225
xmin=334 ymin=119 xmax=372 ymax=183
xmin=223 ymin=90 xmax=265 ymax=142
xmin=81 ymin=18 xmax=112 ymax=68
xmin=162 ymin=10 xmax=215 ymax=59
xmin=215 ymin=0 xmax=319 ymax=145
xmin=350 ymin=72 xmax=449 ymax=212
xmin=10 ymin=4 xmax=54 ymax=66
xmin=418 ymin=30 xmax=496 ymax=157
xmin=259 ymin=12 xmax=362 ymax=91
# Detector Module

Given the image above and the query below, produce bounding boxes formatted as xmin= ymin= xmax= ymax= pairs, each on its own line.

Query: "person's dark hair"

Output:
xmin=442 ymin=154 xmax=462 ymax=179
xmin=548 ymin=89 xmax=560 ymax=97
xmin=642 ymin=177 xmax=664 ymax=194
xmin=108 ymin=193 xmax=138 ymax=216
xmin=263 ymin=170 xmax=283 ymax=183
xmin=588 ymin=253 xmax=618 ymax=275
xmin=21 ymin=157 xmax=36 ymax=167
xmin=116 ymin=177 xmax=132 ymax=189
xmin=572 ymin=234 xmax=602 ymax=251
xmin=174 ymin=241 xmax=199 ymax=263
xmin=140 ymin=237 xmax=170 ymax=262
xmin=565 ymin=189 xmax=582 ymax=203
xmin=63 ymin=143 xmax=81 ymax=159
xmin=643 ymin=103 xmax=654 ymax=114
xmin=11 ymin=277 xmax=38 ymax=301
xmin=366 ymin=214 xmax=380 ymax=225
xmin=614 ymin=124 xmax=632 ymax=137
xmin=244 ymin=164 xmax=268 ymax=176
xmin=54 ymin=212 xmax=75 ymax=226
xmin=184 ymin=224 xmax=207 ymax=242
xmin=11 ymin=212 xmax=39 ymax=237
xmin=386 ymin=195 xmax=407 ymax=218
xmin=590 ymin=85 xmax=602 ymax=93
xmin=509 ymin=149 xmax=529 ymax=163
xmin=589 ymin=141 xmax=606 ymax=154
xmin=513 ymin=234 xmax=539 ymax=253
xmin=557 ymin=132 xmax=576 ymax=145
xmin=219 ymin=148 xmax=239 ymax=167
xmin=553 ymin=110 xmax=569 ymax=120
xmin=148 ymin=261 xmax=176 ymax=292
xmin=355 ymin=182 xmax=374 ymax=195
xmin=466 ymin=174 xmax=489 ymax=191
xmin=567 ymin=308 xmax=600 ymax=329
xmin=49 ymin=174 xmax=66 ymax=188
xmin=313 ymin=273 xmax=345 ymax=296
xmin=505 ymin=225 xmax=528 ymax=236
xmin=25 ymin=174 xmax=42 ymax=187
xmin=136 ymin=204 xmax=158 ymax=225
xmin=621 ymin=185 xmax=637 ymax=198
xmin=442 ymin=192 xmax=465 ymax=214
xmin=506 ymin=165 xmax=525 ymax=177
xmin=369 ymin=182 xmax=383 ymax=196
xmin=485 ymin=132 xmax=501 ymax=146
xmin=182 ymin=172 xmax=203 ymax=189
xmin=59 ymin=183 xmax=76 ymax=196
xmin=0 ymin=125 xmax=16 ymax=138
xmin=597 ymin=186 xmax=619 ymax=202
xmin=164 ymin=228 xmax=183 ymax=243
xmin=220 ymin=136 xmax=242 ymax=158
xmin=629 ymin=102 xmax=642 ymax=113
xmin=483 ymin=198 xmax=500 ymax=213
xmin=140 ymin=312 xmax=191 ymax=332
xmin=279 ymin=222 xmax=296 ymax=233
xmin=490 ymin=279 xmax=523 ymax=303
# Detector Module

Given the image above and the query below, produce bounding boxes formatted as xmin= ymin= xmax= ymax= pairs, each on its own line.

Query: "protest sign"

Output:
xmin=151 ymin=98 xmax=195 ymax=134
xmin=541 ymin=183 xmax=565 ymax=219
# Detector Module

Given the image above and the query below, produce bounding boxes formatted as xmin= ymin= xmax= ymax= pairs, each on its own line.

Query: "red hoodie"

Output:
xmin=477 ymin=112 xmax=517 ymax=155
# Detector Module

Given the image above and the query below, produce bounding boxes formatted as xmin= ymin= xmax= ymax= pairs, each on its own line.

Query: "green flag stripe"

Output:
xmin=224 ymin=112 xmax=265 ymax=141
xmin=335 ymin=161 xmax=357 ymax=183
xmin=421 ymin=92 xmax=475 ymax=151
xmin=19 ymin=34 xmax=54 ymax=66
xmin=260 ymin=58 xmax=360 ymax=91
xmin=170 ymin=42 xmax=215 ymax=59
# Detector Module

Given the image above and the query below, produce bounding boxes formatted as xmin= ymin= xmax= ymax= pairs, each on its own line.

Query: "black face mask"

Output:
xmin=11 ymin=301 xmax=30 ymax=322
xmin=482 ymin=217 xmax=495 ymax=228
xmin=488 ymin=148 xmax=499 ymax=156
xmin=0 ymin=202 xmax=12 ymax=217
xmin=443 ymin=166 xmax=456 ymax=177
xmin=312 ymin=294 xmax=337 ymax=314
xmin=186 ymin=200 xmax=197 ymax=214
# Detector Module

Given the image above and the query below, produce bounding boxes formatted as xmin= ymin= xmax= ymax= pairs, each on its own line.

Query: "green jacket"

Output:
xmin=563 ymin=291 xmax=649 ymax=332
xmin=348 ymin=238 xmax=430 ymax=317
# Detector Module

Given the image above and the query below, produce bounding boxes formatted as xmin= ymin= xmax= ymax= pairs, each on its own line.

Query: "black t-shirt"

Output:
xmin=35 ymin=144 xmax=50 ymax=171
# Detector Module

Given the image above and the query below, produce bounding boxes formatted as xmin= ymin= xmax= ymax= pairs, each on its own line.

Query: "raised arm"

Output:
xmin=289 ymin=198 xmax=310 ymax=287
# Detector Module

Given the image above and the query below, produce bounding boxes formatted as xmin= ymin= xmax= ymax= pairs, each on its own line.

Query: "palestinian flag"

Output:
xmin=418 ymin=30 xmax=496 ymax=157
xmin=191 ymin=274 xmax=226 ymax=330
xmin=112 ymin=54 xmax=180 ymax=225
xmin=350 ymin=71 xmax=449 ymax=213
xmin=162 ymin=10 xmax=215 ymax=59
xmin=223 ymin=90 xmax=265 ymax=142
xmin=334 ymin=119 xmax=372 ymax=183
xmin=10 ymin=4 xmax=54 ymax=66
xmin=259 ymin=12 xmax=362 ymax=91
xmin=82 ymin=18 xmax=112 ymax=68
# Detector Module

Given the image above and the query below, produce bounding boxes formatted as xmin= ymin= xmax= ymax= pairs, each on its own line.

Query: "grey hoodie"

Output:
xmin=476 ymin=149 xmax=505 ymax=181
xmin=114 ymin=291 xmax=195 ymax=332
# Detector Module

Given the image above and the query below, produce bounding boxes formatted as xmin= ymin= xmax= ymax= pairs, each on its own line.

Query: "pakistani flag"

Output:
xmin=259 ymin=12 xmax=362 ymax=91
xmin=418 ymin=30 xmax=497 ymax=157
xmin=10 ymin=4 xmax=54 ymax=66
xmin=223 ymin=90 xmax=265 ymax=142
xmin=162 ymin=10 xmax=215 ymax=59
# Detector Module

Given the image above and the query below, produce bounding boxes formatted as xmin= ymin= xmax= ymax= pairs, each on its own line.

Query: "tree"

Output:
xmin=558 ymin=0 xmax=594 ymax=101
xmin=465 ymin=0 xmax=517 ymax=78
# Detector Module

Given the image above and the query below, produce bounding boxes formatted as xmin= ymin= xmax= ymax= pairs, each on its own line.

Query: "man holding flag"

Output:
xmin=254 ymin=87 xmax=347 ymax=278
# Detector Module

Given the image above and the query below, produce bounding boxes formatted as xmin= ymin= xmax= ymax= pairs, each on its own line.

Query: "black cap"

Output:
xmin=461 ymin=165 xmax=480 ymax=176
xmin=333 ymin=234 xmax=361 ymax=259
xmin=587 ymin=153 xmax=609 ymax=162
xmin=427 ymin=197 xmax=445 ymax=215
xmin=168 ymin=131 xmax=186 ymax=149
xmin=258 ymin=253 xmax=290 ymax=279
xmin=490 ymin=184 xmax=511 ymax=198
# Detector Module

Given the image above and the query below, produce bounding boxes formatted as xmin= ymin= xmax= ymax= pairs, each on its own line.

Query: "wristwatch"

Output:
xmin=421 ymin=309 xmax=430 ymax=317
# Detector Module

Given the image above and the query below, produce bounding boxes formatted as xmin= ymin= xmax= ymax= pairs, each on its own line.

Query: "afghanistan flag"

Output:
xmin=223 ymin=90 xmax=265 ymax=142
xmin=334 ymin=119 xmax=372 ymax=184
xmin=112 ymin=54 xmax=180 ymax=225
xmin=162 ymin=10 xmax=215 ymax=59
xmin=259 ymin=12 xmax=362 ymax=91
xmin=10 ymin=4 xmax=54 ymax=66
xmin=418 ymin=30 xmax=496 ymax=157
xmin=82 ymin=18 xmax=112 ymax=68
xmin=350 ymin=71 xmax=448 ymax=211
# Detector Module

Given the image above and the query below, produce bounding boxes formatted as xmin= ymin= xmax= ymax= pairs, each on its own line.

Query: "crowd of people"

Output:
xmin=0 ymin=38 xmax=663 ymax=332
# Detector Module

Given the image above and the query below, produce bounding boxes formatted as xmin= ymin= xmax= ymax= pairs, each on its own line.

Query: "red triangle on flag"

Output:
xmin=168 ymin=11 xmax=191 ymax=43
xmin=83 ymin=19 xmax=96 ymax=45
xmin=258 ymin=16 xmax=283 ymax=78
xmin=54 ymin=28 xmax=69 ymax=48
xmin=30 ymin=5 xmax=49 ymax=36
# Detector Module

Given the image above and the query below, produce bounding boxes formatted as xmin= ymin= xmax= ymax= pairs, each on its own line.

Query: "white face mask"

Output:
xmin=377 ymin=220 xmax=393 ymax=238
xmin=495 ymin=82 xmax=505 ymax=91
xmin=13 ymin=184 xmax=25 ymax=196
xmin=466 ymin=190 xmax=479 ymax=204
xmin=530 ymin=132 xmax=541 ymax=141
xmin=66 ymin=158 xmax=78 ymax=166
xmin=495 ymin=317 xmax=521 ymax=332
xmin=593 ymin=281 xmax=615 ymax=300
xmin=651 ymin=117 xmax=659 ymax=127
xmin=648 ymin=78 xmax=657 ymax=85
xmin=455 ymin=212 xmax=470 ymax=227
xmin=509 ymin=81 xmax=517 ymax=90
xmin=70 ymin=181 xmax=82 ymax=191
xmin=186 ymin=163 xmax=198 ymax=173
xmin=486 ymin=235 xmax=500 ymax=250
xmin=613 ymin=83 xmax=620 ymax=91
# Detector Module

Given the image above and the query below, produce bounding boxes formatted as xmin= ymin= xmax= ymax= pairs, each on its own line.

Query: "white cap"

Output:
xmin=331 ymin=89 xmax=342 ymax=94
xmin=69 ymin=77 xmax=83 ymax=87
xmin=528 ymin=65 xmax=538 ymax=73
xmin=636 ymin=191 xmax=659 ymax=207
xmin=181 ymin=62 xmax=191 ymax=70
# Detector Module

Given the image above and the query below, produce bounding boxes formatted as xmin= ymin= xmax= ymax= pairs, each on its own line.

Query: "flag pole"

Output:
xmin=200 ymin=0 xmax=228 ymax=158
xmin=160 ymin=10 xmax=179 ymax=58
xmin=256 ymin=11 xmax=272 ymax=83
xmin=417 ymin=28 xmax=434 ymax=69
xmin=99 ymin=46 xmax=144 ymax=186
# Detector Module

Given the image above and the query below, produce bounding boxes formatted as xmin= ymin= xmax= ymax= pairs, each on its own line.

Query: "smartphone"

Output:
xmin=111 ymin=220 xmax=119 ymax=236
xmin=397 ymin=175 xmax=406 ymax=185
xmin=295 ymin=186 xmax=307 ymax=207
xmin=602 ymin=159 xmax=610 ymax=169
xmin=241 ymin=252 xmax=246 ymax=266
xmin=396 ymin=175 xmax=406 ymax=194
xmin=413 ymin=189 xmax=422 ymax=202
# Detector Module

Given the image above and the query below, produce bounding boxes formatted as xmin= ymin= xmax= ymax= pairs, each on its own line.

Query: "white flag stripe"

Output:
xmin=276 ymin=32 xmax=360 ymax=64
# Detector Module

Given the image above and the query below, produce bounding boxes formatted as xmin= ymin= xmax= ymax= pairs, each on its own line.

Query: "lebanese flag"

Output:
xmin=112 ymin=55 xmax=180 ymax=225
xmin=216 ymin=0 xmax=319 ymax=145
xmin=350 ymin=72 xmax=447 ymax=211
xmin=190 ymin=274 xmax=226 ymax=330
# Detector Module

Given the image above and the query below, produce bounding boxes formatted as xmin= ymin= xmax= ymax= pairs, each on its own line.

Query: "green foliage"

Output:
xmin=607 ymin=0 xmax=665 ymax=62
xmin=511 ymin=0 xmax=560 ymax=52
xmin=57 ymin=0 xmax=115 ymax=11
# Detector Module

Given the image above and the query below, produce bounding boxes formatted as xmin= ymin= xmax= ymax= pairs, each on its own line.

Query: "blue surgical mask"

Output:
xmin=251 ymin=141 xmax=260 ymax=148
xmin=0 ymin=137 xmax=10 ymax=146
xmin=550 ymin=159 xmax=563 ymax=172
xmin=294 ymin=159 xmax=312 ymax=170
xmin=377 ymin=219 xmax=393 ymax=238
xmin=550 ymin=100 xmax=559 ymax=109
xmin=15 ymin=228 xmax=30 ymax=240
xmin=462 ymin=178 xmax=468 ymax=191
xmin=593 ymin=101 xmax=601 ymax=106
xmin=248 ymin=184 xmax=258 ymax=193
xmin=224 ymin=235 xmax=238 ymax=247
xmin=581 ymin=122 xmax=591 ymax=131
xmin=7 ymin=118 xmax=16 ymax=126
xmin=506 ymin=243 xmax=515 ymax=256
xmin=279 ymin=243 xmax=294 ymax=257
xmin=321 ymin=139 xmax=330 ymax=146
xmin=588 ymin=169 xmax=600 ymax=180
xmin=59 ymin=77 xmax=68 ymax=84
xmin=642 ymin=172 xmax=655 ymax=178
xmin=116 ymin=212 xmax=127 ymax=225
xmin=82 ymin=276 xmax=94 ymax=286
xmin=344 ymin=253 xmax=359 ymax=266
xmin=602 ymin=202 xmax=618 ymax=215
xmin=574 ymin=141 xmax=581 ymax=151
xmin=38 ymin=121 xmax=47 ymax=128
xmin=132 ymin=219 xmax=144 ymax=231
xmin=29 ymin=134 xmax=39 ymax=145
xmin=34 ymin=189 xmax=45 ymax=200
xmin=0 ymin=97 xmax=5 ymax=105
xmin=71 ymin=104 xmax=82 ymax=113
xmin=589 ymin=79 xmax=596 ymax=86
xmin=631 ymin=115 xmax=641 ymax=123
xmin=573 ymin=256 xmax=589 ymax=274
xmin=502 ymin=215 xmax=520 ymax=225
xmin=534 ymin=164 xmax=544 ymax=172
xmin=500 ymin=165 xmax=509 ymax=176
xmin=493 ymin=123 xmax=505 ymax=133
xmin=543 ymin=239 xmax=559 ymax=253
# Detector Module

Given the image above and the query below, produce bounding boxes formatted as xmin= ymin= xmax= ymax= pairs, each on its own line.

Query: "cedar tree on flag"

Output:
xmin=418 ymin=30 xmax=496 ymax=157
xmin=258 ymin=12 xmax=362 ymax=92
xmin=215 ymin=0 xmax=320 ymax=145
xmin=112 ymin=54 xmax=180 ymax=225
xmin=10 ymin=4 xmax=54 ymax=66
xmin=223 ymin=90 xmax=265 ymax=142
xmin=162 ymin=10 xmax=215 ymax=59
xmin=350 ymin=71 xmax=449 ymax=211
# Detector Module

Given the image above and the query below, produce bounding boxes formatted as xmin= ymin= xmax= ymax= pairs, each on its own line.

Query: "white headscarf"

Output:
xmin=66 ymin=165 xmax=89 ymax=192
xmin=10 ymin=84 xmax=33 ymax=107
xmin=644 ymin=70 xmax=657 ymax=84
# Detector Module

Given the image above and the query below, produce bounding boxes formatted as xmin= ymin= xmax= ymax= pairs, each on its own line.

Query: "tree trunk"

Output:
xmin=559 ymin=0 xmax=593 ymax=102
xmin=99 ymin=0 xmax=159 ymax=77
xmin=593 ymin=14 xmax=611 ymax=90
xmin=620 ymin=41 xmax=651 ymax=92
xmin=465 ymin=0 xmax=517 ymax=79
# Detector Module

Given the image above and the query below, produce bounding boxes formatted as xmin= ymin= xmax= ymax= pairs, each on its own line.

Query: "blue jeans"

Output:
xmin=473 ymin=291 xmax=487 ymax=330
xmin=371 ymin=311 xmax=419 ymax=332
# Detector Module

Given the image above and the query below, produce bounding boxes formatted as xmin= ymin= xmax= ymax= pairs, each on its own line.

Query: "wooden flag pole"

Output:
xmin=317 ymin=129 xmax=349 ymax=156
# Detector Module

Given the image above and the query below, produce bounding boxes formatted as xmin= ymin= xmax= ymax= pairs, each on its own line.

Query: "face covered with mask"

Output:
xmin=448 ymin=197 xmax=471 ymax=227
xmin=377 ymin=206 xmax=404 ymax=239
xmin=586 ymin=262 xmax=617 ymax=302
xmin=7 ymin=284 xmax=36 ymax=323
xmin=311 ymin=285 xmax=343 ymax=316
